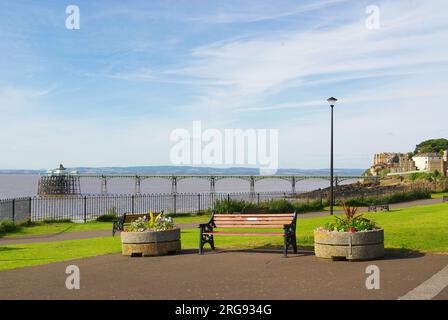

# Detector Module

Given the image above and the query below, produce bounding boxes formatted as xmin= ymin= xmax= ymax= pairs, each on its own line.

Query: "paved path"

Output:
xmin=0 ymin=250 xmax=447 ymax=299
xmin=0 ymin=198 xmax=443 ymax=246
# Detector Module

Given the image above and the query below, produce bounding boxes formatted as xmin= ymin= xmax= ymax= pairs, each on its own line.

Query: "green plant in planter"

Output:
xmin=324 ymin=202 xmax=378 ymax=232
xmin=126 ymin=211 xmax=175 ymax=232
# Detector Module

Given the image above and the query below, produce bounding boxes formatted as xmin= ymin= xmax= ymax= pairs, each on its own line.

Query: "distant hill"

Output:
xmin=0 ymin=166 xmax=364 ymax=176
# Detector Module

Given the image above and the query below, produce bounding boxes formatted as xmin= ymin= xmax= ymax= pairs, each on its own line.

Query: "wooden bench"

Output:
xmin=443 ymin=196 xmax=448 ymax=203
xmin=198 ymin=211 xmax=297 ymax=257
xmin=112 ymin=211 xmax=164 ymax=236
xmin=368 ymin=203 xmax=390 ymax=212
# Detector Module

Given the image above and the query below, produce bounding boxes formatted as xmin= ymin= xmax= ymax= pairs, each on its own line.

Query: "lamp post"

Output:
xmin=327 ymin=97 xmax=337 ymax=215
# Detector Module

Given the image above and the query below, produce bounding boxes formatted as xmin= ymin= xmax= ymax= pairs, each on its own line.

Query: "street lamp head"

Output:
xmin=327 ymin=97 xmax=337 ymax=107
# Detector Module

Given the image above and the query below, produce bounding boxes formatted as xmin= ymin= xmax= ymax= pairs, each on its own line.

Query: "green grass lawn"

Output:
xmin=0 ymin=237 xmax=122 ymax=271
xmin=1 ymin=215 xmax=210 ymax=239
xmin=1 ymin=202 xmax=447 ymax=271
xmin=1 ymin=221 xmax=112 ymax=238
xmin=432 ymin=192 xmax=448 ymax=198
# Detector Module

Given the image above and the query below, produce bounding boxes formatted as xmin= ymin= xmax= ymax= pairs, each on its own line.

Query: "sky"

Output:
xmin=0 ymin=0 xmax=447 ymax=170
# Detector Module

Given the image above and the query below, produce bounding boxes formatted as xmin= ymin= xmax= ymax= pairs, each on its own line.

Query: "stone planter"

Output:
xmin=121 ymin=228 xmax=181 ymax=257
xmin=314 ymin=228 xmax=384 ymax=261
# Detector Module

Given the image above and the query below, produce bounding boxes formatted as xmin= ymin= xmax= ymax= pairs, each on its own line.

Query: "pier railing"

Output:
xmin=0 ymin=184 xmax=433 ymax=223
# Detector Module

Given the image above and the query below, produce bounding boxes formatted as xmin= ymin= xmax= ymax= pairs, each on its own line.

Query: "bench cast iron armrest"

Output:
xmin=198 ymin=211 xmax=216 ymax=254
xmin=112 ymin=215 xmax=126 ymax=237
xmin=282 ymin=211 xmax=298 ymax=257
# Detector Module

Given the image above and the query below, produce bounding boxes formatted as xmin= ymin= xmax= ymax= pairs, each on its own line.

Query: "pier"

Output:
xmin=77 ymin=174 xmax=376 ymax=196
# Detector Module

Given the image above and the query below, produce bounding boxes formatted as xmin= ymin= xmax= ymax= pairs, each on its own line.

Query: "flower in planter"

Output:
xmin=322 ymin=202 xmax=379 ymax=232
xmin=125 ymin=211 xmax=175 ymax=232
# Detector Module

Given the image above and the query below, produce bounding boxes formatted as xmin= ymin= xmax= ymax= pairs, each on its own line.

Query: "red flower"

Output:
xmin=348 ymin=227 xmax=357 ymax=233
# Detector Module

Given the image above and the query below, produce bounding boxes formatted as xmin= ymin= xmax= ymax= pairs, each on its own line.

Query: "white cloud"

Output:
xmin=171 ymin=0 xmax=448 ymax=113
xmin=187 ymin=0 xmax=348 ymax=24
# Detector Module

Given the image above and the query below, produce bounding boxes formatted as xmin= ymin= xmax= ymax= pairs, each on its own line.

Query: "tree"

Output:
xmin=413 ymin=138 xmax=448 ymax=155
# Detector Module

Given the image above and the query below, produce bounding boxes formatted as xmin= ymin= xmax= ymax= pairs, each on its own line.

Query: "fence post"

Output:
xmin=227 ymin=193 xmax=230 ymax=214
xmin=173 ymin=194 xmax=177 ymax=216
xmin=28 ymin=197 xmax=32 ymax=222
xmin=83 ymin=196 xmax=87 ymax=223
xmin=198 ymin=193 xmax=201 ymax=214
xmin=11 ymin=199 xmax=15 ymax=223
xmin=131 ymin=195 xmax=135 ymax=214
xmin=257 ymin=193 xmax=260 ymax=206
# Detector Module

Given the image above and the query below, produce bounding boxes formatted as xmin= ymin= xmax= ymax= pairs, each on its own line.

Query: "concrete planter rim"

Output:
xmin=121 ymin=227 xmax=180 ymax=234
xmin=315 ymin=227 xmax=384 ymax=234
xmin=121 ymin=228 xmax=180 ymax=244
xmin=314 ymin=227 xmax=384 ymax=260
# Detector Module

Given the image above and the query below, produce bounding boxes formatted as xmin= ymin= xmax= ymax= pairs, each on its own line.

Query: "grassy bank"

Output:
xmin=1 ymin=202 xmax=447 ymax=271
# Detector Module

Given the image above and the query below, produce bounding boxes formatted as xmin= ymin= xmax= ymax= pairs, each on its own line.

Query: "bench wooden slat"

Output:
xmin=212 ymin=224 xmax=291 ymax=228
xmin=215 ymin=214 xmax=293 ymax=217
xmin=214 ymin=220 xmax=293 ymax=225
xmin=203 ymin=231 xmax=283 ymax=236
xmin=214 ymin=217 xmax=294 ymax=221
xmin=215 ymin=219 xmax=292 ymax=225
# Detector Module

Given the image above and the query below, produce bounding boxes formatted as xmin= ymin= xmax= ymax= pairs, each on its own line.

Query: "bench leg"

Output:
xmin=199 ymin=230 xmax=204 ymax=255
xmin=210 ymin=235 xmax=215 ymax=250
xmin=292 ymin=233 xmax=297 ymax=254
xmin=199 ymin=230 xmax=214 ymax=254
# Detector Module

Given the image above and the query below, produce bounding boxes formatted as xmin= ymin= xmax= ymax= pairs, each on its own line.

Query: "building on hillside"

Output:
xmin=369 ymin=152 xmax=416 ymax=176
xmin=412 ymin=152 xmax=447 ymax=175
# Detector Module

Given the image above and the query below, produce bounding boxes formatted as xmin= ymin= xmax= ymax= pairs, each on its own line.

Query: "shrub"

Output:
xmin=96 ymin=207 xmax=118 ymax=222
xmin=0 ymin=220 xmax=19 ymax=234
xmin=341 ymin=189 xmax=431 ymax=206
xmin=42 ymin=218 xmax=72 ymax=223
xmin=263 ymin=199 xmax=295 ymax=213
xmin=213 ymin=198 xmax=324 ymax=214
xmin=384 ymin=189 xmax=431 ymax=203
xmin=293 ymin=199 xmax=325 ymax=212
xmin=213 ymin=199 xmax=256 ymax=213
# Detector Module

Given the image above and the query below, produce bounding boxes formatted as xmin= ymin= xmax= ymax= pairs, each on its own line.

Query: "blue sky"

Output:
xmin=0 ymin=0 xmax=447 ymax=169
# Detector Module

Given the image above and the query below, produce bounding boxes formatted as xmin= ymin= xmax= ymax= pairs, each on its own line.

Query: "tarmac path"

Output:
xmin=0 ymin=250 xmax=447 ymax=299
